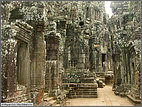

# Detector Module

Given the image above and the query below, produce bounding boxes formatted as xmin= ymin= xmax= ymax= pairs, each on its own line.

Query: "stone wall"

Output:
xmin=110 ymin=1 xmax=141 ymax=103
xmin=1 ymin=1 xmax=141 ymax=105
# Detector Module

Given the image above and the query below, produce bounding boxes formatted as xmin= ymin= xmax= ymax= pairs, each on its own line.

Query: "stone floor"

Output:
xmin=65 ymin=85 xmax=134 ymax=106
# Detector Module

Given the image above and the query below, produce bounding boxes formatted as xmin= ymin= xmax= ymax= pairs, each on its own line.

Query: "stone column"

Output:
xmin=101 ymin=11 xmax=103 ymax=22
xmin=99 ymin=52 xmax=102 ymax=72
xmin=45 ymin=20 xmax=60 ymax=96
xmin=96 ymin=10 xmax=98 ymax=20
xmin=85 ymin=47 xmax=90 ymax=69
xmin=31 ymin=22 xmax=46 ymax=90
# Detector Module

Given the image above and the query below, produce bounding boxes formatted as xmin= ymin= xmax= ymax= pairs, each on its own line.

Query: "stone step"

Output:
xmin=43 ymin=93 xmax=48 ymax=98
xmin=69 ymin=95 xmax=97 ymax=98
xmin=63 ymin=77 xmax=94 ymax=79
xmin=69 ymin=90 xmax=97 ymax=93
xmin=114 ymin=91 xmax=119 ymax=95
xmin=63 ymin=84 xmax=98 ymax=88
xmin=37 ymin=101 xmax=51 ymax=106
xmin=39 ymin=100 xmax=57 ymax=106
xmin=74 ymin=85 xmax=97 ymax=88
xmin=62 ymin=79 xmax=94 ymax=81
xmin=70 ymin=90 xmax=97 ymax=93
xmin=65 ymin=70 xmax=90 ymax=73
xmin=44 ymin=96 xmax=54 ymax=102
xmin=69 ymin=91 xmax=97 ymax=94
xmin=130 ymin=93 xmax=140 ymax=97
xmin=70 ymin=92 xmax=97 ymax=95
xmin=127 ymin=95 xmax=141 ymax=104
xmin=62 ymin=81 xmax=95 ymax=83
xmin=71 ymin=89 xmax=97 ymax=91
xmin=3 ymin=94 xmax=28 ymax=103
xmin=70 ymin=87 xmax=97 ymax=90
xmin=53 ymin=104 xmax=60 ymax=106
xmin=62 ymin=77 xmax=94 ymax=79
xmin=130 ymin=90 xmax=140 ymax=94
xmin=44 ymin=92 xmax=48 ymax=96
xmin=63 ymin=75 xmax=94 ymax=77
xmin=62 ymin=83 xmax=97 ymax=85
xmin=24 ymin=100 xmax=32 ymax=103
xmin=69 ymin=84 xmax=98 ymax=97
xmin=37 ymin=101 xmax=45 ymax=106
xmin=63 ymin=74 xmax=92 ymax=76
xmin=131 ymin=88 xmax=139 ymax=91
xmin=48 ymin=100 xmax=57 ymax=106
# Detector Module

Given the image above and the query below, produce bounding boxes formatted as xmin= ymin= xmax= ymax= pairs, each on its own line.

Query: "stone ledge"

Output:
xmin=127 ymin=95 xmax=141 ymax=104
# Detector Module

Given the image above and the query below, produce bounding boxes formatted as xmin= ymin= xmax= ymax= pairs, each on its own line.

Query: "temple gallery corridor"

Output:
xmin=66 ymin=85 xmax=134 ymax=106
xmin=1 ymin=1 xmax=141 ymax=106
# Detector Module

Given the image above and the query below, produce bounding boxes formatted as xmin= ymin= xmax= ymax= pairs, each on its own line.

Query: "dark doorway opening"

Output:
xmin=102 ymin=54 xmax=106 ymax=67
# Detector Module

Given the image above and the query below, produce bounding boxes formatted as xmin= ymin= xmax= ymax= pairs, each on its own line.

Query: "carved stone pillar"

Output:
xmin=100 ymin=11 xmax=103 ymax=22
xmin=31 ymin=22 xmax=46 ymax=90
xmin=45 ymin=20 xmax=60 ymax=96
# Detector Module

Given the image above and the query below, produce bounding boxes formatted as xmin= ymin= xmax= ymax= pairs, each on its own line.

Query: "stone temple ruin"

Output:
xmin=1 ymin=1 xmax=141 ymax=106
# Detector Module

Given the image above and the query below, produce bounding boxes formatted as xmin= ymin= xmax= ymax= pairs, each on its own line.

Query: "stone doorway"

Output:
xmin=17 ymin=42 xmax=30 ymax=86
xmin=102 ymin=53 xmax=106 ymax=67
